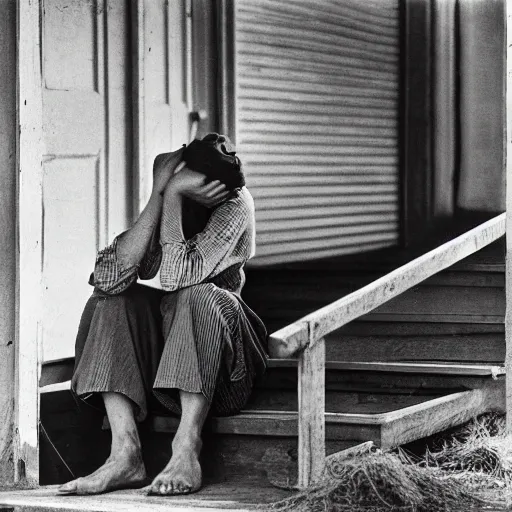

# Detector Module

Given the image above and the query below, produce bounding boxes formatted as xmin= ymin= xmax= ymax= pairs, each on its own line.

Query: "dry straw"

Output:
xmin=265 ymin=413 xmax=512 ymax=512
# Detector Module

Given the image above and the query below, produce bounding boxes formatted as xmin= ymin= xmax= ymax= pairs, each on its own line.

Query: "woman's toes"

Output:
xmin=58 ymin=480 xmax=78 ymax=493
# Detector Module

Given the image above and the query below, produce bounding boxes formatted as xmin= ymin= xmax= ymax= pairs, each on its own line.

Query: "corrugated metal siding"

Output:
xmin=235 ymin=0 xmax=401 ymax=265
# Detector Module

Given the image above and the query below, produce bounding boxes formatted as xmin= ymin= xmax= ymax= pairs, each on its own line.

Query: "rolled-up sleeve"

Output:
xmin=138 ymin=221 xmax=163 ymax=280
xmin=160 ymin=192 xmax=250 ymax=291
xmin=91 ymin=237 xmax=139 ymax=294
xmin=91 ymin=227 xmax=163 ymax=294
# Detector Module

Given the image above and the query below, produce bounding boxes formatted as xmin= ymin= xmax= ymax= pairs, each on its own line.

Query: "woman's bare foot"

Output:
xmin=58 ymin=447 xmax=146 ymax=495
xmin=149 ymin=433 xmax=202 ymax=495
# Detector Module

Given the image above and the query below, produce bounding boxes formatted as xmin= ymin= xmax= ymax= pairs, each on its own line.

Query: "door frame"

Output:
xmin=400 ymin=0 xmax=435 ymax=247
xmin=13 ymin=0 xmax=44 ymax=487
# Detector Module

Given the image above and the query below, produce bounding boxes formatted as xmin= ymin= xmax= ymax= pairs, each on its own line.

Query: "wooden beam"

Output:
xmin=269 ymin=359 xmax=505 ymax=377
xmin=297 ymin=337 xmax=325 ymax=488
xmin=217 ymin=0 xmax=236 ymax=140
xmin=506 ymin=0 xmax=512 ymax=436
xmin=270 ymin=213 xmax=506 ymax=358
xmin=401 ymin=0 xmax=434 ymax=246
xmin=0 ymin=0 xmax=17 ymax=488
xmin=432 ymin=0 xmax=456 ymax=217
xmin=131 ymin=0 xmax=146 ymax=219
xmin=381 ymin=385 xmax=505 ymax=449
xmin=15 ymin=0 xmax=44 ymax=487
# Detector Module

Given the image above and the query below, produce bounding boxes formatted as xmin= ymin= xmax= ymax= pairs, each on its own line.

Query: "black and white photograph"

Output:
xmin=1 ymin=0 xmax=511 ymax=510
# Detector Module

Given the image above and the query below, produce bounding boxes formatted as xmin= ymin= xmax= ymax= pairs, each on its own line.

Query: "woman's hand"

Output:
xmin=152 ymin=147 xmax=186 ymax=195
xmin=166 ymin=167 xmax=230 ymax=208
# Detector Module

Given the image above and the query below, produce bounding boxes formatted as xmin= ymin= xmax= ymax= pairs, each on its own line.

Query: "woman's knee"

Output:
xmin=185 ymin=283 xmax=235 ymax=310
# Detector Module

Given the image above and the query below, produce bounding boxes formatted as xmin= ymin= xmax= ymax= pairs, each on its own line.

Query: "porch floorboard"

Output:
xmin=0 ymin=482 xmax=295 ymax=512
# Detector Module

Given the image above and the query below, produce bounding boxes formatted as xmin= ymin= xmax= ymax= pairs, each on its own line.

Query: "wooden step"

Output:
xmin=40 ymin=357 xmax=504 ymax=395
xmin=262 ymin=365 xmax=505 ymax=395
xmin=268 ymin=359 xmax=505 ymax=376
xmin=324 ymin=331 xmax=505 ymax=364
xmin=150 ymin=385 xmax=504 ymax=447
xmin=39 ymin=379 xmax=505 ymax=487
xmin=243 ymin=241 xmax=505 ymax=334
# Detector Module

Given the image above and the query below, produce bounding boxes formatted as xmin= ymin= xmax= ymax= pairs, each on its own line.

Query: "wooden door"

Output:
xmin=41 ymin=0 xmax=132 ymax=362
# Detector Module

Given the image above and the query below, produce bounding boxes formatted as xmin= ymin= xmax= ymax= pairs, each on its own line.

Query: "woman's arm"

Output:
xmin=92 ymin=149 xmax=184 ymax=293
xmin=159 ymin=183 xmax=252 ymax=290
xmin=115 ymin=192 xmax=163 ymax=268
xmin=116 ymin=150 xmax=185 ymax=267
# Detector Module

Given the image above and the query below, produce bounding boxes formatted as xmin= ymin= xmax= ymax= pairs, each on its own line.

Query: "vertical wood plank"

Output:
xmin=185 ymin=0 xmax=193 ymax=114
xmin=432 ymin=0 xmax=456 ymax=217
xmin=457 ymin=0 xmax=505 ymax=212
xmin=217 ymin=0 xmax=236 ymax=141
xmin=96 ymin=0 xmax=108 ymax=250
xmin=401 ymin=0 xmax=434 ymax=246
xmin=16 ymin=0 xmax=44 ymax=487
xmin=217 ymin=0 xmax=229 ymax=136
xmin=191 ymin=0 xmax=217 ymax=137
xmin=0 ymin=0 xmax=17 ymax=488
xmin=505 ymin=0 xmax=512 ymax=436
xmin=297 ymin=337 xmax=325 ymax=488
xmin=131 ymin=0 xmax=146 ymax=218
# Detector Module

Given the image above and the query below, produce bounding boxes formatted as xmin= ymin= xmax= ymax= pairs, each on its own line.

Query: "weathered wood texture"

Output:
xmin=297 ymin=338 xmax=325 ymax=487
xmin=131 ymin=0 xmax=146 ymax=218
xmin=325 ymin=332 xmax=505 ymax=364
xmin=457 ymin=0 xmax=505 ymax=212
xmin=15 ymin=0 xmax=44 ymax=488
xmin=0 ymin=2 xmax=17 ymax=487
xmin=506 ymin=0 xmax=512 ymax=435
xmin=402 ymin=0 xmax=434 ymax=244
xmin=0 ymin=483 xmax=293 ymax=512
xmin=40 ymin=363 xmax=502 ymax=401
xmin=40 ymin=384 xmax=504 ymax=489
xmin=381 ymin=383 xmax=505 ymax=448
xmin=270 ymin=360 xmax=504 ymax=377
xmin=0 ymin=0 xmax=17 ymax=488
xmin=263 ymin=366 xmax=506 ymax=396
xmin=244 ymin=239 xmax=504 ymax=334
xmin=270 ymin=214 xmax=506 ymax=358
xmin=433 ymin=0 xmax=456 ymax=217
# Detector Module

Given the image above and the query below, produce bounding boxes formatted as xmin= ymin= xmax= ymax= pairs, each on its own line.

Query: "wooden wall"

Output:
xmin=0 ymin=0 xmax=17 ymax=487
xmin=457 ymin=0 xmax=505 ymax=213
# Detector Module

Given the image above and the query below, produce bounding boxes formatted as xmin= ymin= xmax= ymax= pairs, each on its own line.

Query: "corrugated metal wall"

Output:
xmin=235 ymin=0 xmax=401 ymax=265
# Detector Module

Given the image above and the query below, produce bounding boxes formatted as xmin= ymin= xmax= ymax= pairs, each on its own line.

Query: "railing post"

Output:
xmin=506 ymin=0 xmax=512 ymax=435
xmin=297 ymin=337 xmax=326 ymax=488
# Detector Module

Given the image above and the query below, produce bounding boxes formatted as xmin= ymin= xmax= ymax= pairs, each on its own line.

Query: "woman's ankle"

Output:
xmin=172 ymin=429 xmax=202 ymax=455
xmin=111 ymin=433 xmax=143 ymax=461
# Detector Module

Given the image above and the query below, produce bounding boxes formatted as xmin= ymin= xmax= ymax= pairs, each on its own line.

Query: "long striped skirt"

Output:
xmin=71 ymin=283 xmax=268 ymax=422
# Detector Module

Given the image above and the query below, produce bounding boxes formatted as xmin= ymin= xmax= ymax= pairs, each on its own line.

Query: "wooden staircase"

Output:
xmin=35 ymin=234 xmax=507 ymax=495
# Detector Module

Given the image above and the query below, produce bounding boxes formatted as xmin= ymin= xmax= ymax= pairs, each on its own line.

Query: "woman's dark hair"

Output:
xmin=182 ymin=133 xmax=245 ymax=191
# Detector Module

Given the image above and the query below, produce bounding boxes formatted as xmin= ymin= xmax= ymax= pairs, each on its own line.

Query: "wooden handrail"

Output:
xmin=269 ymin=213 xmax=506 ymax=359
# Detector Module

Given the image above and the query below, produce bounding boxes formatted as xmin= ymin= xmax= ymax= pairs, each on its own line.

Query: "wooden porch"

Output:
xmin=0 ymin=215 xmax=506 ymax=510
xmin=3 ymin=1 xmax=512 ymax=511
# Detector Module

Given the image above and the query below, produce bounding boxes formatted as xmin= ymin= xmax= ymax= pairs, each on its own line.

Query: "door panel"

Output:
xmin=41 ymin=0 xmax=131 ymax=362
xmin=144 ymin=0 xmax=189 ymax=190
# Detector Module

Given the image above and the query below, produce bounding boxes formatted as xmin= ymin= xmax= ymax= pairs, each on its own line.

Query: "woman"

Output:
xmin=58 ymin=133 xmax=268 ymax=496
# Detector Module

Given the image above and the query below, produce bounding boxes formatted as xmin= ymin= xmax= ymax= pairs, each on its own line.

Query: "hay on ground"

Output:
xmin=265 ymin=413 xmax=512 ymax=512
